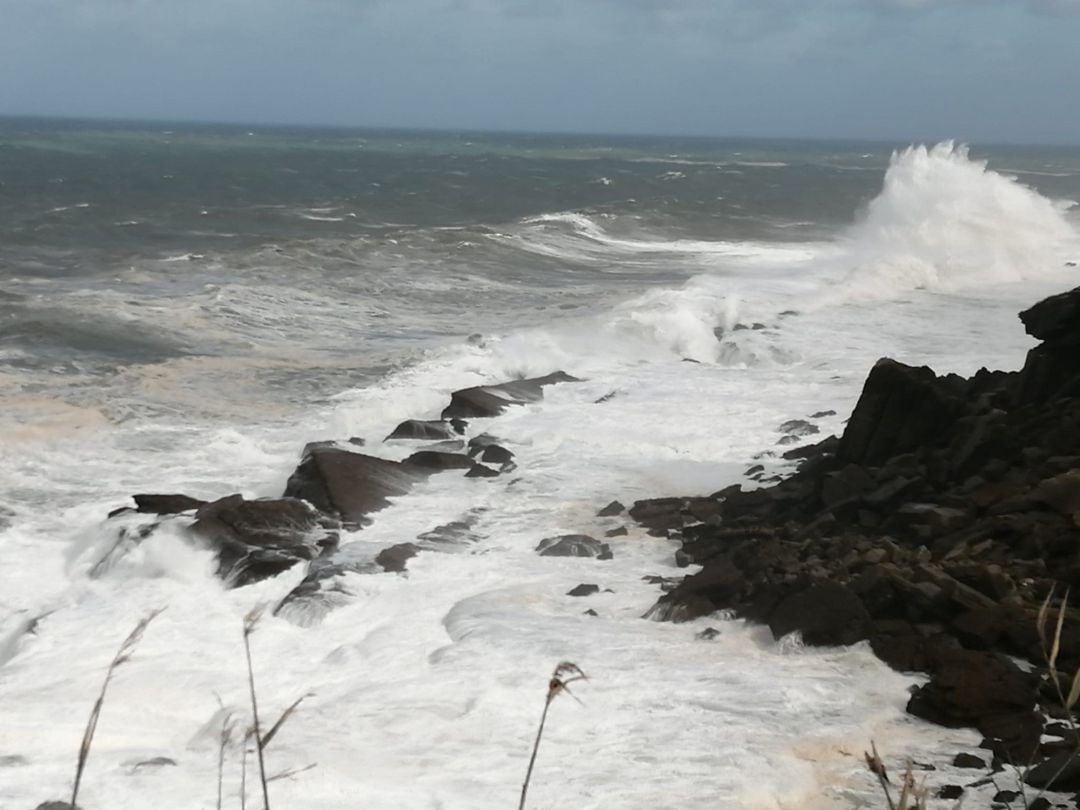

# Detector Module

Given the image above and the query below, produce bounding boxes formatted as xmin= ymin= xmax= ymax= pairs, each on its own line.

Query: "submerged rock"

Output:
xmin=536 ymin=534 xmax=613 ymax=559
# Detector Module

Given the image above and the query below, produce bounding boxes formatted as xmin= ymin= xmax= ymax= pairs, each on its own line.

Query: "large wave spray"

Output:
xmin=837 ymin=142 xmax=1077 ymax=298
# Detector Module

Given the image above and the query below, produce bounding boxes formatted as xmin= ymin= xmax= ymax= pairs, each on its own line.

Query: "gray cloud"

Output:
xmin=0 ymin=0 xmax=1076 ymax=143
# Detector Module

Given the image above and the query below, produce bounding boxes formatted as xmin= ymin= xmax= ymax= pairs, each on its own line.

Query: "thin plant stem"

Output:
xmin=70 ymin=609 xmax=162 ymax=809
xmin=518 ymin=662 xmax=587 ymax=810
xmin=242 ymin=609 xmax=271 ymax=810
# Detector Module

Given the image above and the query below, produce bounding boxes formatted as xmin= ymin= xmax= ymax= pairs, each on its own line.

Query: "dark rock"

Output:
xmin=992 ymin=790 xmax=1020 ymax=803
xmin=778 ymin=419 xmax=820 ymax=437
xmin=583 ymin=609 xmax=599 ymax=616
xmin=272 ymin=559 xmax=367 ymax=624
xmin=937 ymin=785 xmax=963 ymax=800
xmin=768 ymin=582 xmax=872 ymax=647
xmin=1025 ymin=751 xmax=1080 ymax=791
xmin=376 ymin=543 xmax=420 ymax=573
xmin=907 ymin=649 xmax=1039 ymax=745
xmin=35 ymin=803 xmax=79 ymax=810
xmin=952 ymin=752 xmax=986 ymax=769
xmin=441 ymin=371 xmax=580 ymax=419
xmin=385 ymin=419 xmax=465 ymax=441
xmin=284 ymin=445 xmax=424 ymax=527
xmin=745 ymin=465 xmax=765 ymax=477
xmin=811 ymin=410 xmax=837 ymax=418
xmin=567 ymin=584 xmax=599 ymax=597
xmin=1028 ymin=470 xmax=1080 ymax=518
xmin=1027 ymin=798 xmax=1051 ymax=810
xmin=133 ymin=493 xmax=206 ymax=515
xmin=466 ymin=433 xmax=503 ymax=456
xmin=1019 ymin=285 xmax=1080 ymax=343
xmin=597 ymin=500 xmax=625 ymax=517
xmin=190 ymin=495 xmax=339 ymax=586
xmin=695 ymin=627 xmax=721 ymax=640
xmin=536 ymin=535 xmax=613 ymax=559
xmin=837 ymin=358 xmax=966 ymax=467
xmin=650 ymin=557 xmax=746 ymax=622
xmin=480 ymin=444 xmax=514 ymax=465
xmin=131 ymin=756 xmax=178 ymax=770
xmin=403 ymin=451 xmax=475 ymax=470
xmin=464 ymin=463 xmax=500 ymax=478
xmin=605 ymin=526 xmax=628 ymax=538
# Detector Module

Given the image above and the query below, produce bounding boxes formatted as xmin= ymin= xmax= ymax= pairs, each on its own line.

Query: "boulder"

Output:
xmin=132 ymin=493 xmax=206 ymax=515
xmin=441 ymin=371 xmax=580 ymax=419
xmin=402 ymin=451 xmax=475 ymax=471
xmin=190 ymin=495 xmax=338 ymax=586
xmin=837 ymin=359 xmax=966 ymax=466
xmin=385 ymin=419 xmax=466 ymax=441
xmin=283 ymin=445 xmax=424 ymax=527
xmin=464 ymin=464 xmax=500 ymax=478
xmin=376 ymin=543 xmax=420 ymax=573
xmin=536 ymin=535 xmax=613 ymax=559
xmin=1019 ymin=285 xmax=1080 ymax=344
xmin=1025 ymin=751 xmax=1080 ymax=791
xmin=597 ymin=500 xmax=625 ymax=517
xmin=767 ymin=582 xmax=872 ymax=647
xmin=567 ymin=584 xmax=600 ymax=597
xmin=479 ymin=444 xmax=514 ymax=465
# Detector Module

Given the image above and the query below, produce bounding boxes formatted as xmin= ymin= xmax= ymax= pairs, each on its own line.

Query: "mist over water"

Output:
xmin=1 ymin=121 xmax=1080 ymax=809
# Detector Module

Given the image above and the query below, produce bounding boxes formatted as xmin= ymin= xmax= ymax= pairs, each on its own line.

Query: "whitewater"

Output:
xmin=1 ymin=139 xmax=1079 ymax=809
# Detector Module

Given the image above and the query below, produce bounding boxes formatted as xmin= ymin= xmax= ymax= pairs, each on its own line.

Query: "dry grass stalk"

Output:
xmin=241 ymin=607 xmax=312 ymax=810
xmin=70 ymin=608 xmax=163 ymax=810
xmin=216 ymin=708 xmax=236 ymax=810
xmin=1031 ymin=587 xmax=1080 ymax=802
xmin=864 ymin=743 xmax=929 ymax=810
xmin=518 ymin=661 xmax=587 ymax=810
xmin=242 ymin=607 xmax=272 ymax=810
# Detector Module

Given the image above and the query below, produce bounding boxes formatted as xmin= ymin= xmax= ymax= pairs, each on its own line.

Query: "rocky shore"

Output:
xmin=631 ymin=285 xmax=1080 ymax=803
xmin=97 ymin=285 xmax=1080 ymax=805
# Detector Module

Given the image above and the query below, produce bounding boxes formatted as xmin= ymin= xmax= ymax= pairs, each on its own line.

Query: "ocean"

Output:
xmin=1 ymin=118 xmax=1079 ymax=808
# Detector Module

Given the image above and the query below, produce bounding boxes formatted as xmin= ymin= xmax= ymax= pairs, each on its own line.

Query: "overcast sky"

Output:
xmin=1 ymin=0 xmax=1077 ymax=144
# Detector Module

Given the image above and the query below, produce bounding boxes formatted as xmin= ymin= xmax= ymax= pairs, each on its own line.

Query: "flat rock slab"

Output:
xmin=284 ymin=445 xmax=426 ymax=527
xmin=441 ymin=371 xmax=579 ymax=419
xmin=567 ymin=583 xmax=600 ymax=596
xmin=536 ymin=534 xmax=613 ymax=559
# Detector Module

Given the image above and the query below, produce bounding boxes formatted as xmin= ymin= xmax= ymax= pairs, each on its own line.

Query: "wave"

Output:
xmin=827 ymin=141 xmax=1078 ymax=301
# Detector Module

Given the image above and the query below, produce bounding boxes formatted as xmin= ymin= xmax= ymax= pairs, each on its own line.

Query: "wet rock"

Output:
xmin=811 ymin=410 xmax=836 ymax=418
xmin=376 ymin=543 xmax=420 ymax=573
xmin=906 ymin=649 xmax=1039 ymax=745
xmin=273 ymin=559 xmax=368 ymax=625
xmin=597 ymin=500 xmax=625 ymax=517
xmin=403 ymin=451 xmax=475 ymax=471
xmin=129 ymin=756 xmax=178 ymax=771
xmin=132 ymin=493 xmax=206 ymax=515
xmin=695 ymin=627 xmax=721 ymax=640
xmin=479 ymin=444 xmax=514 ymax=465
xmin=0 ymin=754 xmax=26 ymax=767
xmin=778 ymin=419 xmax=820 ymax=437
xmin=536 ymin=535 xmax=613 ymax=559
xmin=386 ymin=419 xmax=466 ymax=440
xmin=35 ymin=803 xmax=79 ymax=810
xmin=768 ymin=582 xmax=871 ymax=647
xmin=605 ymin=526 xmax=628 ymax=538
xmin=936 ymin=785 xmax=963 ymax=800
xmin=952 ymin=752 xmax=986 ymax=769
xmin=284 ymin=445 xmax=424 ymax=527
xmin=1028 ymin=470 xmax=1080 ymax=518
xmin=441 ymin=371 xmax=580 ymax=419
xmin=1025 ymin=751 xmax=1080 ymax=791
xmin=567 ymin=584 xmax=599 ymax=597
xmin=191 ymin=495 xmax=339 ymax=586
xmin=464 ymin=463 xmax=500 ymax=478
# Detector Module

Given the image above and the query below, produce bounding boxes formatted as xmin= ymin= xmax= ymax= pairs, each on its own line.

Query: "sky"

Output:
xmin=1 ymin=0 xmax=1078 ymax=144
